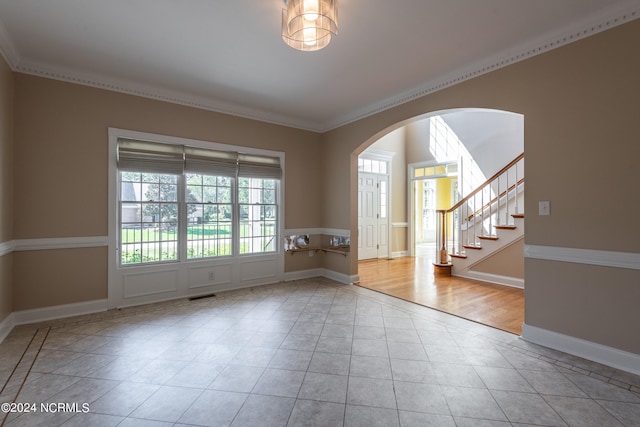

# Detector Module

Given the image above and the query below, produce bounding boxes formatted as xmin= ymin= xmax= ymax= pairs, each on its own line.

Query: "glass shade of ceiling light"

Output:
xmin=282 ymin=0 xmax=338 ymax=51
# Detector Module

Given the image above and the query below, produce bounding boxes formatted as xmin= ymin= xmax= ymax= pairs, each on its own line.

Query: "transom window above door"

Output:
xmin=358 ymin=158 xmax=387 ymax=174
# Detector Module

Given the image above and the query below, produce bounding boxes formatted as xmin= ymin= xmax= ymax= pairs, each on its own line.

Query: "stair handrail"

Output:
xmin=464 ymin=177 xmax=525 ymax=221
xmin=436 ymin=152 xmax=524 ymax=264
xmin=446 ymin=153 xmax=524 ymax=214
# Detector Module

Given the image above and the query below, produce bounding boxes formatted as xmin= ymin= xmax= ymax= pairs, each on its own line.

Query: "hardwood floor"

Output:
xmin=357 ymin=257 xmax=524 ymax=335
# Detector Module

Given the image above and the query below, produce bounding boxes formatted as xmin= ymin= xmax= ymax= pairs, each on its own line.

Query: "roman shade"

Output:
xmin=184 ymin=146 xmax=238 ymax=177
xmin=238 ymin=153 xmax=282 ymax=179
xmin=117 ymin=139 xmax=184 ymax=175
xmin=117 ymin=139 xmax=282 ymax=179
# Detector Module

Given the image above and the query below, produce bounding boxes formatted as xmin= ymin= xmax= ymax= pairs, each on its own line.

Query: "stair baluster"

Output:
xmin=437 ymin=153 xmax=524 ymax=264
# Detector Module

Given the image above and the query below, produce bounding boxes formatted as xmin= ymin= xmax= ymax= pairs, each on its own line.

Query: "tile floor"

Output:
xmin=0 ymin=277 xmax=639 ymax=426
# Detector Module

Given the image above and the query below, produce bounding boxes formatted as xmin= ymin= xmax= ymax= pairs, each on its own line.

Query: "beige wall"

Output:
xmin=0 ymin=54 xmax=13 ymax=323
xmin=322 ymin=20 xmax=640 ymax=354
xmin=4 ymin=19 xmax=640 ymax=357
xmin=472 ymin=239 xmax=524 ymax=279
xmin=13 ymin=75 xmax=323 ymax=238
xmin=365 ymin=127 xmax=408 ymax=254
xmin=13 ymin=248 xmax=107 ymax=311
xmin=12 ymin=74 xmax=324 ymax=310
xmin=526 ymin=259 xmax=640 ymax=350
xmin=405 ymin=119 xmax=433 ymax=165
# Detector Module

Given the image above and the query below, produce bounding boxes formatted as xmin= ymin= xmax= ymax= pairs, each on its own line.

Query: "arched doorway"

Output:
xmin=355 ymin=108 xmax=525 ymax=334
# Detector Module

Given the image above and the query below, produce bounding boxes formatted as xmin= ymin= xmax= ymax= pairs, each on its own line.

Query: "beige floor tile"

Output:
xmin=1 ymin=280 xmax=639 ymax=427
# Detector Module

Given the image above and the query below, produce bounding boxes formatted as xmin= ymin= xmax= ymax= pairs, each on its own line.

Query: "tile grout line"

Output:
xmin=3 ymin=278 xmax=639 ymax=410
xmin=0 ymin=327 xmax=50 ymax=426
xmin=0 ymin=330 xmax=39 ymax=396
xmin=336 ymin=282 xmax=640 ymax=396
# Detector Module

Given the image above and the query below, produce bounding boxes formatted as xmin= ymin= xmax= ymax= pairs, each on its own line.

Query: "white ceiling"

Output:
xmin=0 ymin=0 xmax=638 ymax=132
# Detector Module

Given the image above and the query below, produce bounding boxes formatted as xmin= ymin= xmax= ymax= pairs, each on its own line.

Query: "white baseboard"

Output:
xmin=284 ymin=268 xmax=357 ymax=285
xmin=3 ymin=268 xmax=355 ymax=343
xmin=0 ymin=312 xmax=15 ymax=342
xmin=12 ymin=299 xmax=108 ymax=326
xmin=283 ymin=268 xmax=326 ymax=282
xmin=321 ymin=269 xmax=357 ymax=285
xmin=456 ymin=271 xmax=524 ymax=289
xmin=521 ymin=324 xmax=640 ymax=376
xmin=392 ymin=251 xmax=409 ymax=258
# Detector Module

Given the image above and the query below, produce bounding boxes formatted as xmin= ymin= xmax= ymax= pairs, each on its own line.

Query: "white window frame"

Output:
xmin=108 ymin=128 xmax=285 ymax=309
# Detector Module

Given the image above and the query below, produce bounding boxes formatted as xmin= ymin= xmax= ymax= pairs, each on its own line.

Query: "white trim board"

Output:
xmin=456 ymin=271 xmax=524 ymax=289
xmin=12 ymin=299 xmax=109 ymax=326
xmin=0 ymin=240 xmax=15 ymax=257
xmin=524 ymin=245 xmax=640 ymax=271
xmin=4 ymin=233 xmax=353 ymax=253
xmin=283 ymin=268 xmax=326 ymax=282
xmin=3 ymin=267 xmax=354 ymax=340
xmin=284 ymin=228 xmax=350 ymax=237
xmin=14 ymin=236 xmax=109 ymax=251
xmin=0 ymin=313 xmax=15 ymax=343
xmin=521 ymin=324 xmax=640 ymax=377
xmin=284 ymin=268 xmax=357 ymax=286
xmin=1 ymin=236 xmax=109 ymax=254
xmin=392 ymin=251 xmax=410 ymax=259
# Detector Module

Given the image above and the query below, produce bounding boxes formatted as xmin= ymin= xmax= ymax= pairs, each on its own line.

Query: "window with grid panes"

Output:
xmin=117 ymin=139 xmax=281 ymax=265
xmin=186 ymin=174 xmax=233 ymax=258
xmin=120 ymin=172 xmax=179 ymax=264
xmin=239 ymin=177 xmax=278 ymax=254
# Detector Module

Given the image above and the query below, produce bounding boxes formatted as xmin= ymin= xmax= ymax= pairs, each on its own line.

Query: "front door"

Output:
xmin=358 ymin=172 xmax=388 ymax=260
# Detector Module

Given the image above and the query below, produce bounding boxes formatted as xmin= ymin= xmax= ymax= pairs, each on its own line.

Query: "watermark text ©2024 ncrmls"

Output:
xmin=1 ymin=402 xmax=90 ymax=414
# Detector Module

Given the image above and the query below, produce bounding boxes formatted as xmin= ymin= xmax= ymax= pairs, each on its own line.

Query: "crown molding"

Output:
xmin=0 ymin=19 xmax=19 ymax=68
xmin=323 ymin=3 xmax=640 ymax=131
xmin=12 ymin=59 xmax=324 ymax=133
xmin=0 ymin=4 xmax=638 ymax=133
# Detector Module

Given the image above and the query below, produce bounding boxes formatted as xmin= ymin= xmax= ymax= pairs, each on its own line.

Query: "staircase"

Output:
xmin=436 ymin=153 xmax=524 ymax=286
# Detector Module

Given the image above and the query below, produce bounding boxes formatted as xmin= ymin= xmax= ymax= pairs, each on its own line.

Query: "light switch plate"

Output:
xmin=539 ymin=200 xmax=550 ymax=216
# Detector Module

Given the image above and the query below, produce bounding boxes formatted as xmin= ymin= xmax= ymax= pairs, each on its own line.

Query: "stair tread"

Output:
xmin=512 ymin=213 xmax=525 ymax=218
xmin=450 ymin=253 xmax=468 ymax=259
xmin=495 ymin=225 xmax=517 ymax=230
xmin=463 ymin=244 xmax=483 ymax=250
xmin=478 ymin=235 xmax=499 ymax=240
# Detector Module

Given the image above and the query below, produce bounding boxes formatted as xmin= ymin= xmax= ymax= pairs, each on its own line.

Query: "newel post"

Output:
xmin=437 ymin=210 xmax=448 ymax=264
xmin=434 ymin=210 xmax=451 ymax=275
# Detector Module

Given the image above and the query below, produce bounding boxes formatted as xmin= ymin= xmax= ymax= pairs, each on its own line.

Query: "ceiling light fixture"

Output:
xmin=282 ymin=0 xmax=338 ymax=51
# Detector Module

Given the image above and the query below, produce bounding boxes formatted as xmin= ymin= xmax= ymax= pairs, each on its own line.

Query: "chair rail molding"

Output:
xmin=524 ymin=244 xmax=640 ymax=271
xmin=12 ymin=236 xmax=109 ymax=251
xmin=0 ymin=240 xmax=15 ymax=257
